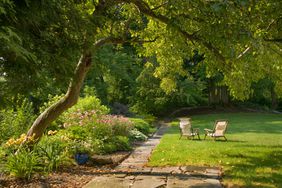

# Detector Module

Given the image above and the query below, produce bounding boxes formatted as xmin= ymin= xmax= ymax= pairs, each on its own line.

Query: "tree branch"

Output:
xmin=264 ymin=38 xmax=282 ymax=43
xmin=178 ymin=13 xmax=205 ymax=23
xmin=265 ymin=17 xmax=282 ymax=31
xmin=263 ymin=44 xmax=282 ymax=58
xmin=123 ymin=0 xmax=226 ymax=63
xmin=92 ymin=36 xmax=158 ymax=51
xmin=151 ymin=1 xmax=168 ymax=11
xmin=237 ymin=46 xmax=251 ymax=59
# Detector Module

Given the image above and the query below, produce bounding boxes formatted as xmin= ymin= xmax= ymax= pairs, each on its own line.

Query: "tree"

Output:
xmin=85 ymin=43 xmax=142 ymax=106
xmin=1 ymin=0 xmax=282 ymax=141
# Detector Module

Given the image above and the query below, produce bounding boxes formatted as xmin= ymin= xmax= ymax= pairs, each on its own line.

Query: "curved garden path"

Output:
xmin=83 ymin=121 xmax=222 ymax=188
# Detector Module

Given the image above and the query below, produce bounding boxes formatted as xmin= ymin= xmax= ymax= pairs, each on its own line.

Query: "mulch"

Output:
xmin=0 ymin=164 xmax=115 ymax=188
xmin=0 ymin=151 xmax=133 ymax=188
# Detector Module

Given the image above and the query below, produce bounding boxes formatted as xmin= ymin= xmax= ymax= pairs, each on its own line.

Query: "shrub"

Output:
xmin=113 ymin=136 xmax=131 ymax=151
xmin=71 ymin=140 xmax=92 ymax=155
xmin=66 ymin=125 xmax=90 ymax=141
xmin=91 ymin=122 xmax=112 ymax=141
xmin=130 ymin=118 xmax=152 ymax=136
xmin=61 ymin=111 xmax=134 ymax=155
xmin=66 ymin=96 xmax=109 ymax=115
xmin=5 ymin=147 xmax=42 ymax=180
xmin=94 ymin=136 xmax=131 ymax=154
xmin=36 ymin=136 xmax=71 ymax=172
xmin=89 ymin=115 xmax=133 ymax=140
xmin=111 ymin=102 xmax=132 ymax=116
xmin=89 ymin=138 xmax=104 ymax=154
xmin=0 ymin=99 xmax=35 ymax=144
xmin=108 ymin=115 xmax=133 ymax=136
xmin=129 ymin=129 xmax=148 ymax=141
xmin=100 ymin=142 xmax=117 ymax=154
xmin=39 ymin=95 xmax=109 ymax=130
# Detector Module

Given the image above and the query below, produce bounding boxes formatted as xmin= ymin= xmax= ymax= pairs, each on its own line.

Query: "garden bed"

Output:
xmin=0 ymin=151 xmax=133 ymax=187
xmin=0 ymin=137 xmax=151 ymax=187
xmin=0 ymin=164 xmax=113 ymax=188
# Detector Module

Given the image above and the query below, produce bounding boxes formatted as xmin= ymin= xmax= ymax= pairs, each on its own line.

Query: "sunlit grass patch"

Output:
xmin=148 ymin=113 xmax=282 ymax=187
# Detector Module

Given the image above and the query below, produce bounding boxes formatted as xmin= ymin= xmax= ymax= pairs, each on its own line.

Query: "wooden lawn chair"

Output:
xmin=179 ymin=118 xmax=200 ymax=140
xmin=204 ymin=120 xmax=228 ymax=141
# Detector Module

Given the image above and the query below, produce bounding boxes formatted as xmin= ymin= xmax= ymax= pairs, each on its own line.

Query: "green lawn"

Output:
xmin=148 ymin=113 xmax=282 ymax=187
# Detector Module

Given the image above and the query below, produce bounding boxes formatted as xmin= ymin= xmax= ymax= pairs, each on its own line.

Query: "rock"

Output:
xmin=90 ymin=152 xmax=131 ymax=165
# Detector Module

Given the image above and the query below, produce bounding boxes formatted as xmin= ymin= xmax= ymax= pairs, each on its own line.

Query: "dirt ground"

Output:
xmin=0 ymin=164 xmax=115 ymax=188
xmin=0 ymin=151 xmax=132 ymax=188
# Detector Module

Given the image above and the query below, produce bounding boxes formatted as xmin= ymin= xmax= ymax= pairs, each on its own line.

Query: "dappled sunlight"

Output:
xmin=224 ymin=150 xmax=282 ymax=187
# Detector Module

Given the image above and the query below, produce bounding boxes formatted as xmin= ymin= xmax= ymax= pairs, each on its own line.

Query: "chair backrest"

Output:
xmin=179 ymin=118 xmax=192 ymax=135
xmin=213 ymin=120 xmax=228 ymax=136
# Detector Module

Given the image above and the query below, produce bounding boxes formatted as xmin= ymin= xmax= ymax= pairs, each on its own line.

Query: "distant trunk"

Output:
xmin=26 ymin=52 xmax=92 ymax=141
xmin=271 ymin=87 xmax=278 ymax=110
xmin=220 ymin=86 xmax=229 ymax=106
xmin=208 ymin=80 xmax=229 ymax=106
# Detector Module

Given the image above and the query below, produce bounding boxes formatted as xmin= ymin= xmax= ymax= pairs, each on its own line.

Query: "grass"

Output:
xmin=148 ymin=113 xmax=282 ymax=187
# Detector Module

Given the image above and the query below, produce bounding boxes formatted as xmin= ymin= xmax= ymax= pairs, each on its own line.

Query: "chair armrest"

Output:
xmin=204 ymin=128 xmax=213 ymax=133
xmin=192 ymin=128 xmax=200 ymax=134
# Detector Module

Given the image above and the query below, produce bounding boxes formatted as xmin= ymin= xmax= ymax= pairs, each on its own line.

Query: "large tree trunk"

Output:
xmin=26 ymin=52 xmax=92 ymax=141
xmin=24 ymin=37 xmax=123 ymax=143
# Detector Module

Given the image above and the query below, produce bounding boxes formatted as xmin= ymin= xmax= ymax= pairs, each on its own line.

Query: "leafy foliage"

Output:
xmin=6 ymin=148 xmax=42 ymax=180
xmin=36 ymin=136 xmax=71 ymax=172
xmin=129 ymin=129 xmax=148 ymax=141
xmin=0 ymin=99 xmax=35 ymax=144
xmin=130 ymin=118 xmax=153 ymax=136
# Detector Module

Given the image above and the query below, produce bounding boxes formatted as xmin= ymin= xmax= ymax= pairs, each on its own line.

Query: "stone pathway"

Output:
xmin=116 ymin=122 xmax=169 ymax=170
xmin=83 ymin=122 xmax=222 ymax=188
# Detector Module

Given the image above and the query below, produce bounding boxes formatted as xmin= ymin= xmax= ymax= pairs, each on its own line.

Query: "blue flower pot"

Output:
xmin=75 ymin=153 xmax=89 ymax=165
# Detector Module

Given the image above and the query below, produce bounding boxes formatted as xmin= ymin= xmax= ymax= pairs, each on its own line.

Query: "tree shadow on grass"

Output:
xmin=203 ymin=139 xmax=247 ymax=143
xmin=224 ymin=150 xmax=282 ymax=187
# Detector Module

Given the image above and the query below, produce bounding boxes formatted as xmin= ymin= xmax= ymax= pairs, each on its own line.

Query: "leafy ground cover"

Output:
xmin=148 ymin=113 xmax=282 ymax=187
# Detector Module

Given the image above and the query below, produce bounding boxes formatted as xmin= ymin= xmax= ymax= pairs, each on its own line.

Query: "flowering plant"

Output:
xmin=5 ymin=133 xmax=35 ymax=148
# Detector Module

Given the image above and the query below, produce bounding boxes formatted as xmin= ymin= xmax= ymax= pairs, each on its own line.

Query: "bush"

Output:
xmin=66 ymin=125 xmax=90 ymax=141
xmin=94 ymin=136 xmax=131 ymax=154
xmin=71 ymin=140 xmax=92 ymax=155
xmin=113 ymin=136 xmax=131 ymax=151
xmin=130 ymin=118 xmax=152 ymax=136
xmin=61 ymin=114 xmax=133 ymax=155
xmin=91 ymin=122 xmax=112 ymax=141
xmin=100 ymin=142 xmax=117 ymax=154
xmin=36 ymin=136 xmax=71 ymax=172
xmin=0 ymin=99 xmax=35 ymax=144
xmin=66 ymin=96 xmax=109 ymax=115
xmin=109 ymin=116 xmax=133 ymax=136
xmin=3 ymin=134 xmax=72 ymax=177
xmin=129 ymin=129 xmax=148 ymax=141
xmin=39 ymin=95 xmax=109 ymax=130
xmin=6 ymin=147 xmax=42 ymax=180
xmin=111 ymin=102 xmax=132 ymax=116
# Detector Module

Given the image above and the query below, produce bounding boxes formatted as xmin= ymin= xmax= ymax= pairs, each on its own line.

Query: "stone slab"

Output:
xmin=151 ymin=167 xmax=181 ymax=175
xmin=83 ymin=175 xmax=134 ymax=188
xmin=131 ymin=175 xmax=167 ymax=188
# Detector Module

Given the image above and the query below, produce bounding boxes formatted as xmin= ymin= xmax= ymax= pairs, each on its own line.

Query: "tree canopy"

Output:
xmin=0 ymin=0 xmax=281 ymax=139
xmin=1 ymin=0 xmax=281 ymax=99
